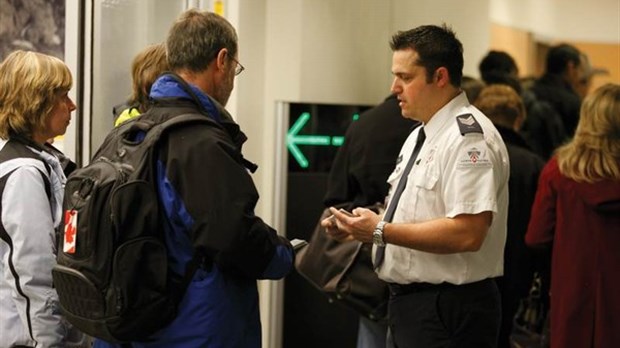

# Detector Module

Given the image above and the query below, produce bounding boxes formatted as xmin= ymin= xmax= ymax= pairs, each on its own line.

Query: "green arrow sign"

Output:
xmin=287 ymin=112 xmax=351 ymax=168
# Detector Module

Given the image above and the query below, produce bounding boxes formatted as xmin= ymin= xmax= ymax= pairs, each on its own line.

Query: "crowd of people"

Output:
xmin=0 ymin=7 xmax=618 ymax=348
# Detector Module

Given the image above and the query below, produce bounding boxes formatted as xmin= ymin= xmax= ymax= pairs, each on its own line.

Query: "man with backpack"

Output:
xmin=89 ymin=9 xmax=294 ymax=347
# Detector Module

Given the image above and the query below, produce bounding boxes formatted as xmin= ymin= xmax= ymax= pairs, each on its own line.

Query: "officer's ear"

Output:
xmin=435 ymin=67 xmax=450 ymax=87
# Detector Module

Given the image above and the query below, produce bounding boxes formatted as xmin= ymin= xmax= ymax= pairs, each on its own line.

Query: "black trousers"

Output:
xmin=388 ymin=278 xmax=501 ymax=348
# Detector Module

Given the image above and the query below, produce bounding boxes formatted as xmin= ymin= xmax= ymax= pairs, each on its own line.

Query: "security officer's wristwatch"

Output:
xmin=373 ymin=221 xmax=387 ymax=246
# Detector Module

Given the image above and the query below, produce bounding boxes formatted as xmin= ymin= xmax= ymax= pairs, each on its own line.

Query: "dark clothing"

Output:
xmin=520 ymin=90 xmax=568 ymax=159
xmin=494 ymin=125 xmax=546 ymax=347
xmin=323 ymin=95 xmax=416 ymax=347
xmin=43 ymin=142 xmax=78 ymax=176
xmin=95 ymin=74 xmax=293 ymax=348
xmin=529 ymin=74 xmax=581 ymax=138
xmin=526 ymin=157 xmax=620 ymax=348
xmin=324 ymin=95 xmax=417 ymax=207
xmin=388 ymin=278 xmax=501 ymax=348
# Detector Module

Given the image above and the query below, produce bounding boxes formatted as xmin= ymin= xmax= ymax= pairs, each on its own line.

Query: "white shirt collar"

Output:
xmin=423 ymin=91 xmax=470 ymax=142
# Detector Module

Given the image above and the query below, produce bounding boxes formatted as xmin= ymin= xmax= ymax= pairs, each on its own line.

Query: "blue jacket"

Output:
xmin=95 ymin=74 xmax=293 ymax=348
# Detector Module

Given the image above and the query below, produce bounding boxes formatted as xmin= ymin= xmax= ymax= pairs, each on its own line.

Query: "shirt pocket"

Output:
xmin=412 ymin=164 xmax=439 ymax=190
xmin=399 ymin=164 xmax=440 ymax=221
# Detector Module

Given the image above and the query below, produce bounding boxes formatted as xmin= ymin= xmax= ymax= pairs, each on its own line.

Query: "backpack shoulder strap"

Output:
xmin=113 ymin=114 xmax=214 ymax=294
xmin=0 ymin=138 xmax=52 ymax=200
xmin=100 ymin=113 xmax=214 ymax=156
xmin=151 ymin=115 xmax=215 ymax=288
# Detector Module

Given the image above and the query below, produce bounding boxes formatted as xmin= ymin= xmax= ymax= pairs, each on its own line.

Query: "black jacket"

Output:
xmin=520 ymin=89 xmax=568 ymax=159
xmin=324 ymin=95 xmax=417 ymax=207
xmin=495 ymin=125 xmax=546 ymax=346
xmin=530 ymin=74 xmax=581 ymax=137
xmin=146 ymin=94 xmax=290 ymax=279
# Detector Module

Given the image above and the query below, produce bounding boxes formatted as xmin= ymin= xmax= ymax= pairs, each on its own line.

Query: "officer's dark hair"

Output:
xmin=545 ymin=43 xmax=581 ymax=75
xmin=390 ymin=24 xmax=463 ymax=87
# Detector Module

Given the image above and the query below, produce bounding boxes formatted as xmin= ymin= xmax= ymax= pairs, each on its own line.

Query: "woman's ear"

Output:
xmin=514 ymin=114 xmax=525 ymax=132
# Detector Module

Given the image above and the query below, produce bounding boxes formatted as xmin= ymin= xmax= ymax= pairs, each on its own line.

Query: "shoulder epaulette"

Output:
xmin=456 ymin=113 xmax=483 ymax=135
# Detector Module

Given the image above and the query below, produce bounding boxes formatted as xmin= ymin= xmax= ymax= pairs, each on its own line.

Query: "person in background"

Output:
xmin=324 ymin=24 xmax=509 ymax=347
xmin=478 ymin=50 xmax=522 ymax=93
xmin=570 ymin=52 xmax=609 ymax=101
xmin=474 ymin=84 xmax=545 ymax=348
xmin=530 ymin=43 xmax=584 ymax=137
xmin=478 ymin=50 xmax=567 ymax=159
xmin=525 ymin=83 xmax=620 ymax=348
xmin=324 ymin=94 xmax=417 ymax=348
xmin=0 ymin=50 xmax=85 ymax=347
xmin=571 ymin=53 xmax=594 ymax=100
xmin=460 ymin=75 xmax=485 ymax=103
xmin=94 ymin=9 xmax=294 ymax=348
xmin=113 ymin=42 xmax=169 ymax=126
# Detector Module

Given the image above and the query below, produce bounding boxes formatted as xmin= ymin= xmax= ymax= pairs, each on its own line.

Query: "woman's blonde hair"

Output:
xmin=0 ymin=50 xmax=73 ymax=139
xmin=556 ymin=83 xmax=620 ymax=182
xmin=474 ymin=84 xmax=525 ymax=130
xmin=130 ymin=43 xmax=169 ymax=113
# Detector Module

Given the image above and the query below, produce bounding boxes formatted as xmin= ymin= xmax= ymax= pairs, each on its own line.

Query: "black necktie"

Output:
xmin=374 ymin=127 xmax=426 ymax=269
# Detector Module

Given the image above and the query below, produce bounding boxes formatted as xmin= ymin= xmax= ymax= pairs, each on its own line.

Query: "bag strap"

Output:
xmin=0 ymin=137 xmax=52 ymax=200
xmin=120 ymin=114 xmax=214 ymax=300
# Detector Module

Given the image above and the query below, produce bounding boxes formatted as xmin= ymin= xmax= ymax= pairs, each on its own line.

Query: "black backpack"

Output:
xmin=52 ymin=112 xmax=211 ymax=343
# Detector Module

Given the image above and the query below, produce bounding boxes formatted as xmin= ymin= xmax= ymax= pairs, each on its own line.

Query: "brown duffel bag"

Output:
xmin=295 ymin=203 xmax=388 ymax=321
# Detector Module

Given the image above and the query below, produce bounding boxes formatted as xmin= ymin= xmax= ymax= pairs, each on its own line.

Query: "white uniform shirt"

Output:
xmin=375 ymin=92 xmax=509 ymax=285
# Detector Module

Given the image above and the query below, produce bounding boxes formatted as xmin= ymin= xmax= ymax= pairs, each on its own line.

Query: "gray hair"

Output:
xmin=166 ymin=9 xmax=238 ymax=73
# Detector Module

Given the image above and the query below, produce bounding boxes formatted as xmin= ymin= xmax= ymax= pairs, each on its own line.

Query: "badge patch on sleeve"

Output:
xmin=457 ymin=147 xmax=492 ymax=168
xmin=456 ymin=114 xmax=483 ymax=135
xmin=63 ymin=210 xmax=78 ymax=254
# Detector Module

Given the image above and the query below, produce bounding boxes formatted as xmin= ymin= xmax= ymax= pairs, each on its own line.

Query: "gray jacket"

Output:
xmin=0 ymin=138 xmax=85 ymax=348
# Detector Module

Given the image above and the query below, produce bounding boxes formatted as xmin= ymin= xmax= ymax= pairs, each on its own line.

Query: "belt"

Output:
xmin=388 ymin=278 xmax=491 ymax=296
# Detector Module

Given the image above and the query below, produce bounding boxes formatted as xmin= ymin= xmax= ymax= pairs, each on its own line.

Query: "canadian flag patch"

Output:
xmin=64 ymin=210 xmax=78 ymax=254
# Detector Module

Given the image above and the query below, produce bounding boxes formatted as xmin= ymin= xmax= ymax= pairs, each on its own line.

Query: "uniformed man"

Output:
xmin=323 ymin=24 xmax=509 ymax=348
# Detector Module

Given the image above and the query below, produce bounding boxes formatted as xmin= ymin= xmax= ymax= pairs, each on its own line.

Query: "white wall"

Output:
xmin=490 ymin=0 xmax=620 ymax=43
xmin=89 ymin=0 xmax=183 ymax=157
xmin=59 ymin=0 xmax=82 ymax=160
xmin=298 ymin=1 xmax=394 ymax=104
xmin=390 ymin=0 xmax=491 ymax=78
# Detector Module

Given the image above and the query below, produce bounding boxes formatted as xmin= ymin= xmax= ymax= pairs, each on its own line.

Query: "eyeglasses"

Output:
xmin=228 ymin=54 xmax=245 ymax=76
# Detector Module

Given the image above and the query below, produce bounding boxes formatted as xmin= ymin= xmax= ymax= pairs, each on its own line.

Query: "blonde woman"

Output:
xmin=526 ymin=83 xmax=620 ymax=348
xmin=114 ymin=43 xmax=169 ymax=126
xmin=0 ymin=50 xmax=85 ymax=347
